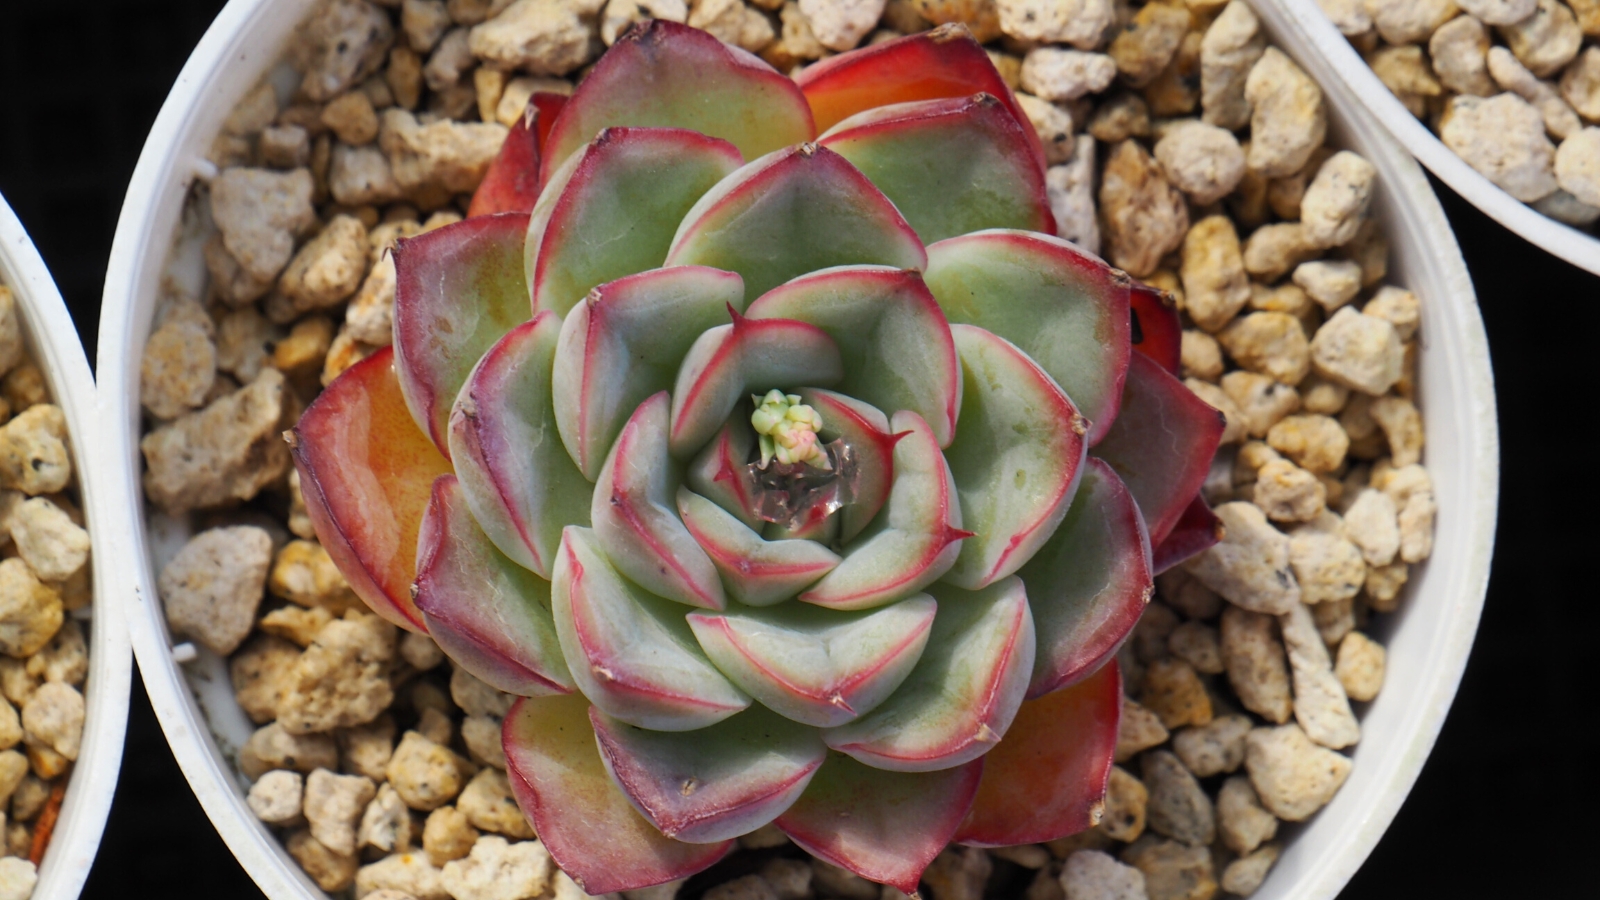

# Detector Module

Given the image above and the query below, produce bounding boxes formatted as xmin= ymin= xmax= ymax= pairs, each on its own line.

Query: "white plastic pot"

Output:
xmin=95 ymin=1 xmax=1498 ymax=898
xmin=1275 ymin=0 xmax=1600 ymax=277
xmin=0 ymin=195 xmax=130 ymax=898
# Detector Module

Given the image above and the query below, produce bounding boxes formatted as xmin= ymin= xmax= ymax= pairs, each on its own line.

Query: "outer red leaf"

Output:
xmin=392 ymin=212 xmax=532 ymax=456
xmin=1129 ymin=281 xmax=1181 ymax=377
xmin=794 ymin=24 xmax=1045 ymax=171
xmin=953 ymin=659 xmax=1121 ymax=846
xmin=503 ymin=695 xmax=733 ymax=893
xmin=1091 ymin=353 xmax=1225 ymax=546
xmin=290 ymin=347 xmax=452 ymax=632
xmin=468 ymin=100 xmax=541 ymax=218
xmin=540 ymin=20 xmax=813 ymax=186
xmin=1151 ymin=494 xmax=1224 ymax=574
xmin=530 ymin=91 xmax=567 ymax=153
xmin=775 ymin=751 xmax=983 ymax=892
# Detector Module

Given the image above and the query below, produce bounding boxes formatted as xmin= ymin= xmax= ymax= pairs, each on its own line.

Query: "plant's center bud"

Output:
xmin=751 ymin=390 xmax=830 ymax=470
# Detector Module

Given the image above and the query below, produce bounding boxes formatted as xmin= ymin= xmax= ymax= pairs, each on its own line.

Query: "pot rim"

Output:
xmin=1273 ymin=0 xmax=1600 ymax=277
xmin=0 ymin=192 xmax=132 ymax=899
xmin=95 ymin=1 xmax=1499 ymax=898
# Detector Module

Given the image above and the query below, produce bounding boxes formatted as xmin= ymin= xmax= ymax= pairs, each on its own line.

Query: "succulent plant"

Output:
xmin=291 ymin=21 xmax=1224 ymax=894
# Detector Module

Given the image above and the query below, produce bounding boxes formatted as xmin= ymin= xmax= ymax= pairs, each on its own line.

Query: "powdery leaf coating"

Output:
xmin=1244 ymin=48 xmax=1326 ymax=179
xmin=1244 ymin=723 xmax=1352 ymax=820
xmin=1020 ymin=49 xmax=1117 ymax=103
xmin=278 ymin=611 xmax=398 ymax=735
xmin=159 ymin=526 xmax=272 ymax=656
xmin=1060 ymin=850 xmax=1146 ymax=900
xmin=1441 ymin=93 xmax=1559 ymax=201
xmin=1184 ymin=502 xmax=1300 ymax=614
xmin=1100 ymin=139 xmax=1190 ymax=278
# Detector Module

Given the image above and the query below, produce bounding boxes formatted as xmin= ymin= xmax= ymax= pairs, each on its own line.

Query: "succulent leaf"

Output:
xmin=467 ymin=95 xmax=555 ymax=218
xmin=819 ymin=96 xmax=1053 ymax=245
xmin=414 ymin=475 xmax=574 ymax=696
xmin=1021 ymin=459 xmax=1152 ymax=697
xmin=1092 ymin=353 xmax=1226 ymax=546
xmin=686 ymin=419 xmax=764 ymax=530
xmin=763 ymin=506 xmax=842 ymax=543
xmin=796 ymin=389 xmax=899 ymax=543
xmin=591 ymin=392 xmax=727 ymax=610
xmin=941 ymin=324 xmax=1087 ymax=590
xmin=1129 ymin=281 xmax=1182 ymax=376
xmin=449 ymin=313 xmax=591 ymax=578
xmin=794 ymin=24 xmax=1045 ymax=170
xmin=665 ymin=144 xmax=928 ymax=301
xmin=551 ymin=526 xmax=750 ymax=731
xmin=540 ymin=19 xmax=814 ymax=185
xmin=678 ymin=488 xmax=841 ymax=606
xmin=503 ymin=694 xmax=733 ymax=893
xmin=528 ymin=128 xmax=743 ymax=317
xmin=953 ymin=659 xmax=1120 ymax=846
xmin=822 ymin=577 xmax=1035 ymax=772
xmin=393 ymin=213 xmax=534 ymax=455
xmin=591 ymin=704 xmax=826 ymax=843
xmin=801 ymin=411 xmax=966 ymax=611
xmin=746 ymin=266 xmax=960 ymax=447
xmin=686 ymin=595 xmax=936 ymax=728
xmin=774 ymin=750 xmax=983 ymax=892
xmin=291 ymin=348 xmax=452 ymax=632
xmin=668 ymin=312 xmax=845 ymax=459
xmin=923 ymin=230 xmax=1132 ymax=446
xmin=1151 ymin=494 xmax=1223 ymax=574
xmin=553 ymin=266 xmax=746 ymax=480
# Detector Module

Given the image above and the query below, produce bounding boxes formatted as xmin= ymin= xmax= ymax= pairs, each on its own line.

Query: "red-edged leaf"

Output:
xmin=798 ymin=389 xmax=901 ymax=543
xmin=954 ymin=659 xmax=1121 ymax=846
xmin=923 ymin=230 xmax=1131 ymax=447
xmin=665 ymin=144 xmax=928 ymax=302
xmin=1130 ymin=281 xmax=1181 ymax=377
xmin=540 ymin=20 xmax=813 ymax=185
xmin=1092 ymin=353 xmax=1225 ymax=546
xmin=530 ymin=92 xmax=567 ymax=154
xmin=291 ymin=347 xmax=452 ymax=632
xmin=1151 ymin=494 xmax=1223 ymax=574
xmin=794 ymin=24 xmax=1045 ymax=171
xmin=590 ymin=704 xmax=826 ymax=843
xmin=678 ymin=488 xmax=840 ymax=606
xmin=414 ymin=475 xmax=574 ymax=696
xmin=504 ymin=694 xmax=733 ymax=893
xmin=819 ymin=95 xmax=1053 ymax=244
xmin=775 ymin=751 xmax=983 ymax=893
xmin=1021 ymin=458 xmax=1152 ymax=697
xmin=468 ymin=103 xmax=540 ymax=218
xmin=392 ymin=213 xmax=532 ymax=456
xmin=528 ymin=128 xmax=743 ymax=317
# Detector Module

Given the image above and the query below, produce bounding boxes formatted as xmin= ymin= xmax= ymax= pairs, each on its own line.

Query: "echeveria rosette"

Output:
xmin=289 ymin=20 xmax=1225 ymax=895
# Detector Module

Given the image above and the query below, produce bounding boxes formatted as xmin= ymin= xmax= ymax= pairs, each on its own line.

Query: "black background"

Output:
xmin=0 ymin=1 xmax=1591 ymax=895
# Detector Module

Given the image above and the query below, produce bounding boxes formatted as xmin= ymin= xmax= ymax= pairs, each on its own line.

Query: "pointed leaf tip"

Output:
xmin=1130 ymin=281 xmax=1182 ymax=377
